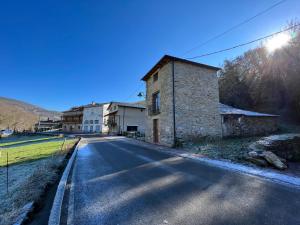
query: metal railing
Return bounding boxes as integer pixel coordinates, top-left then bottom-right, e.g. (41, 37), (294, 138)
(148, 105), (160, 116)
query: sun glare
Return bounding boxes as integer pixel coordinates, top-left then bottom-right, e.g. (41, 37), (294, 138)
(265, 33), (291, 52)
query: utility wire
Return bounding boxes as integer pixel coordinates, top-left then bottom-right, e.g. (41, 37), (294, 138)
(124, 83), (144, 102)
(182, 0), (288, 56)
(187, 23), (300, 59)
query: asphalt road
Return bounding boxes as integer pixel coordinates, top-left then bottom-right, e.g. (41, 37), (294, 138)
(67, 137), (300, 225)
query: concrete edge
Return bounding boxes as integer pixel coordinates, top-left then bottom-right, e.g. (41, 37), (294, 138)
(48, 138), (81, 225)
(13, 201), (34, 225)
(66, 155), (76, 225)
(120, 137), (300, 189)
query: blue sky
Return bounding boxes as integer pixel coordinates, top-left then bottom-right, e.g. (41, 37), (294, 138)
(0, 0), (299, 111)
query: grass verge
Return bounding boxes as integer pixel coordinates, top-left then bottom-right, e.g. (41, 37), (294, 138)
(0, 137), (79, 225)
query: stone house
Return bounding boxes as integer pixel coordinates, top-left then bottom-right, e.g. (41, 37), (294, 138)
(220, 103), (279, 137)
(104, 102), (146, 134)
(81, 102), (110, 133)
(142, 55), (222, 146)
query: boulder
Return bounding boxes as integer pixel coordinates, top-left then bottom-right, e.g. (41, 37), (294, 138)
(262, 151), (287, 170)
(249, 134), (300, 162)
(248, 150), (264, 158)
(246, 156), (268, 167)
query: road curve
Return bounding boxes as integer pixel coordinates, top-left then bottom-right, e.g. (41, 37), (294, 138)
(66, 137), (300, 225)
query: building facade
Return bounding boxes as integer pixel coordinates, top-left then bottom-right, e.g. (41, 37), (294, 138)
(81, 103), (106, 133)
(62, 106), (83, 133)
(220, 103), (279, 137)
(34, 118), (62, 132)
(142, 55), (222, 146)
(105, 102), (146, 134)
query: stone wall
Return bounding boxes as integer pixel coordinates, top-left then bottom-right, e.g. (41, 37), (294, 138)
(174, 61), (222, 141)
(145, 60), (222, 146)
(222, 115), (278, 137)
(145, 62), (175, 146)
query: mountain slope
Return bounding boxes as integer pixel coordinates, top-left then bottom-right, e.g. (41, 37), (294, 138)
(0, 97), (61, 131)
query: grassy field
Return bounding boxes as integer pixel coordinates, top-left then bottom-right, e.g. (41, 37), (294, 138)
(0, 135), (58, 147)
(0, 138), (77, 166)
(0, 136), (79, 225)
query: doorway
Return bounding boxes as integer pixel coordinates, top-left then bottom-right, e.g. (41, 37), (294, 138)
(153, 119), (159, 143)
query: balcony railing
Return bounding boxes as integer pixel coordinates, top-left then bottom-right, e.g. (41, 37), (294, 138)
(148, 105), (160, 116)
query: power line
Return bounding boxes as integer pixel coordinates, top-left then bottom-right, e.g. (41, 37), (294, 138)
(182, 0), (288, 56)
(124, 83), (144, 102)
(187, 23), (300, 60)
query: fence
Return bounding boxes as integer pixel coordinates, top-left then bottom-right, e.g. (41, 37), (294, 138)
(0, 137), (77, 194)
(0, 135), (79, 225)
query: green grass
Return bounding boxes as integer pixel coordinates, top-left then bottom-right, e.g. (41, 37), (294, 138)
(0, 135), (58, 147)
(0, 138), (78, 166)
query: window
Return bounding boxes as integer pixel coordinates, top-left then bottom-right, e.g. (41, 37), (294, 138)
(95, 120), (99, 124)
(78, 126), (81, 130)
(90, 120), (93, 124)
(95, 125), (100, 132)
(152, 91), (160, 114)
(84, 120), (88, 124)
(84, 126), (88, 131)
(90, 126), (93, 132)
(127, 126), (138, 132)
(153, 72), (158, 82)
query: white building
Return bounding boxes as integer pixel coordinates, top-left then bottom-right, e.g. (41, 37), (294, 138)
(82, 102), (109, 133)
(104, 102), (146, 134)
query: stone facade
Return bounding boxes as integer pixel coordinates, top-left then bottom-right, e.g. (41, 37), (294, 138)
(143, 55), (222, 146)
(221, 115), (278, 137)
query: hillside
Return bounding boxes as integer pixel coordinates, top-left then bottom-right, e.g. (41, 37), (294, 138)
(0, 97), (61, 131)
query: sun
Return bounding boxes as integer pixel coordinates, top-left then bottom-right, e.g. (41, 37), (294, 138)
(265, 33), (291, 52)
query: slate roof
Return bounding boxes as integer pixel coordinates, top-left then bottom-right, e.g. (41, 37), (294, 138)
(219, 103), (279, 117)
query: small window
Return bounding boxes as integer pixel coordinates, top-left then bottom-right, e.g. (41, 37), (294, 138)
(90, 126), (93, 132)
(153, 72), (158, 82)
(127, 126), (138, 132)
(152, 91), (160, 114)
(95, 120), (99, 124)
(84, 120), (88, 124)
(90, 120), (93, 124)
(95, 125), (100, 132)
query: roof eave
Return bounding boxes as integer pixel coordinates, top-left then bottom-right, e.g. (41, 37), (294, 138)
(141, 55), (221, 81)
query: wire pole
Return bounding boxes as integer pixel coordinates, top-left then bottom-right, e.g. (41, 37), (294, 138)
(6, 152), (8, 194)
(61, 138), (66, 151)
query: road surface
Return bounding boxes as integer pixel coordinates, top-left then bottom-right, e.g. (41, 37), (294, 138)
(66, 137), (300, 225)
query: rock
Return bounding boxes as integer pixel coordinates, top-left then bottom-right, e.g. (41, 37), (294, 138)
(262, 151), (287, 170)
(253, 133), (300, 162)
(248, 150), (264, 158)
(246, 156), (268, 167)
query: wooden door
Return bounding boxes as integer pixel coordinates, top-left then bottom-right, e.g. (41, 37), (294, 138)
(153, 119), (159, 143)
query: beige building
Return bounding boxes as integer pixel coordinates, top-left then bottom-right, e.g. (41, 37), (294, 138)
(62, 106), (83, 133)
(142, 55), (222, 146)
(104, 102), (146, 134)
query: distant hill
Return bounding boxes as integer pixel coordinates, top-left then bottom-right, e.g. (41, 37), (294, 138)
(0, 97), (61, 131)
